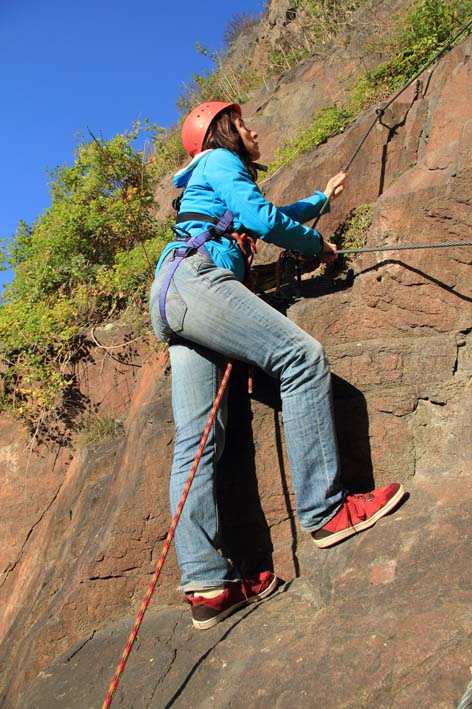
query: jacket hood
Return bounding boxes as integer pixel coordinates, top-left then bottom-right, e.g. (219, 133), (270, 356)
(173, 150), (213, 189)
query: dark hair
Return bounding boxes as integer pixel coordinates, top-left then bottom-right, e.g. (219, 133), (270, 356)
(202, 109), (257, 180)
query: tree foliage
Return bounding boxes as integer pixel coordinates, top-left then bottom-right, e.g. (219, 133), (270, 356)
(0, 126), (169, 429)
(1, 0), (470, 433)
(223, 12), (261, 50)
(358, 0), (472, 97)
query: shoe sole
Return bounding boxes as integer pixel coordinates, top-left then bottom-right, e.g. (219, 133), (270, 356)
(313, 484), (406, 549)
(192, 574), (278, 630)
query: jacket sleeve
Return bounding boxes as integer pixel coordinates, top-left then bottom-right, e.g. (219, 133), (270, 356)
(278, 191), (330, 223)
(202, 150), (325, 256)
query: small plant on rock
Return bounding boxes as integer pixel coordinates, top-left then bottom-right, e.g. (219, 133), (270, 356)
(331, 204), (374, 267)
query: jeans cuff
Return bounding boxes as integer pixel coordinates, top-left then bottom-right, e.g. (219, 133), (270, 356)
(300, 493), (346, 533)
(179, 578), (242, 593)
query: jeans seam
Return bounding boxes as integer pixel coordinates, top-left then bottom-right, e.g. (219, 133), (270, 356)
(158, 256), (343, 584)
(166, 277), (189, 334)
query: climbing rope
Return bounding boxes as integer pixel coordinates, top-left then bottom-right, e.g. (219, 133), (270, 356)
(102, 361), (233, 709)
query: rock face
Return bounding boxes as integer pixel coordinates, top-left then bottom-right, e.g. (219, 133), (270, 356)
(153, 0), (406, 222)
(1, 12), (472, 709)
(16, 474), (472, 708)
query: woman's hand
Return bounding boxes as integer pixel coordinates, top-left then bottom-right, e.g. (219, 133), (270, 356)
(319, 240), (338, 263)
(324, 171), (347, 200)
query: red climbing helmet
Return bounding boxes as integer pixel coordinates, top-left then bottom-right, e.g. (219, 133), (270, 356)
(181, 101), (242, 157)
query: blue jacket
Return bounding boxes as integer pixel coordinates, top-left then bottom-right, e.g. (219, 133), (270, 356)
(155, 148), (329, 282)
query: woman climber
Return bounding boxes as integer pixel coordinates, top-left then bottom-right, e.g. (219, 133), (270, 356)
(150, 101), (405, 630)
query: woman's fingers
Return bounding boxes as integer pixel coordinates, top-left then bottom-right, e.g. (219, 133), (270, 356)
(324, 171), (348, 198)
(319, 240), (338, 263)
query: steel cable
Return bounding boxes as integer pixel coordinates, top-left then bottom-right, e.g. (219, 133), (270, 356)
(457, 677), (472, 709)
(336, 239), (472, 255)
(313, 17), (472, 227)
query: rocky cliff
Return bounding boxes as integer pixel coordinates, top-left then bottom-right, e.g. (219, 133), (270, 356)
(1, 3), (471, 707)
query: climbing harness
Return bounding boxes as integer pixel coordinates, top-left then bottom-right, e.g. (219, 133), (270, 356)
(159, 208), (258, 328)
(158, 209), (234, 327)
(102, 361), (232, 709)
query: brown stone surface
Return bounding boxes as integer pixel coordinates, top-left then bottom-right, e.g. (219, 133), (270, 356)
(153, 0), (407, 223)
(1, 11), (472, 709)
(16, 473), (472, 709)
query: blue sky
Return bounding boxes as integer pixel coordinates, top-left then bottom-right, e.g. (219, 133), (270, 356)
(0, 0), (264, 291)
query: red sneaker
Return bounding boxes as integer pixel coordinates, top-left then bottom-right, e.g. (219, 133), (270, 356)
(312, 483), (405, 548)
(186, 571), (278, 630)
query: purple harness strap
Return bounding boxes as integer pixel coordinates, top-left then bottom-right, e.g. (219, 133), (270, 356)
(158, 209), (234, 328)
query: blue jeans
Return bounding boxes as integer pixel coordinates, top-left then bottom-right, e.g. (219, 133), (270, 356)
(150, 251), (344, 591)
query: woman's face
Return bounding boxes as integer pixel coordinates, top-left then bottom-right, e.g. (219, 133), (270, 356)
(233, 113), (261, 161)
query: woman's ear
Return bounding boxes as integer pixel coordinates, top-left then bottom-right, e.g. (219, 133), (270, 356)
(231, 111), (241, 126)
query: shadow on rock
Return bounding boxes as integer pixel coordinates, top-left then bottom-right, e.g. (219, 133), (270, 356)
(217, 356), (376, 582)
(217, 361), (274, 577)
(332, 373), (375, 494)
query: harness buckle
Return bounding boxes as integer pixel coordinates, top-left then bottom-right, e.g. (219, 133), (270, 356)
(171, 225), (191, 241)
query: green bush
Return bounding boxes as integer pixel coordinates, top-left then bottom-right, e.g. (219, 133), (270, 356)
(148, 124), (187, 180)
(2, 0), (470, 432)
(331, 204), (373, 267)
(356, 0), (472, 99)
(268, 0), (472, 174)
(269, 105), (354, 173)
(76, 411), (125, 445)
(0, 126), (168, 429)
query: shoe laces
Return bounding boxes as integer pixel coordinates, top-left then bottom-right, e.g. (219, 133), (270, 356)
(345, 491), (375, 521)
(241, 577), (257, 600)
(349, 492), (375, 503)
